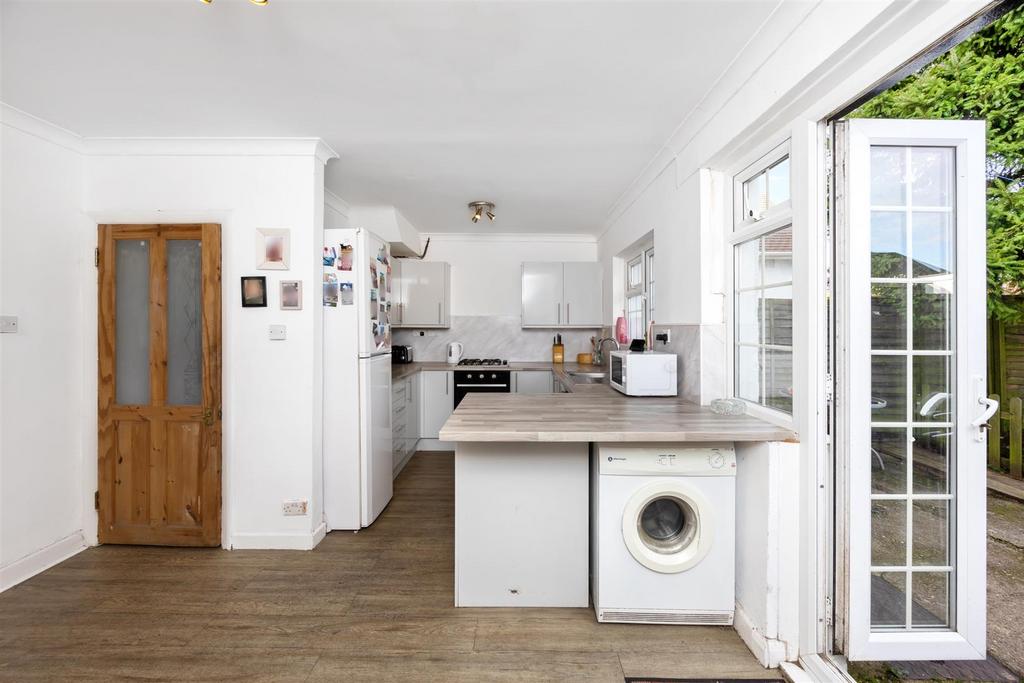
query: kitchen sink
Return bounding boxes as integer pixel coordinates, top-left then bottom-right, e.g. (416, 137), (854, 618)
(568, 371), (607, 384)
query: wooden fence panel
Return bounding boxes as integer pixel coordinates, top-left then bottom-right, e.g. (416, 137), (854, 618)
(1010, 397), (1023, 480)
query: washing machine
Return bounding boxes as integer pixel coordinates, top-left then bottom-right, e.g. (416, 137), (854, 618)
(591, 442), (736, 625)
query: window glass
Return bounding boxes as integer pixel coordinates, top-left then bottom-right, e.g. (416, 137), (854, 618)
(733, 226), (793, 414)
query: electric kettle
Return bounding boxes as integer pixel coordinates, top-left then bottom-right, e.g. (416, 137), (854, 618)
(446, 341), (464, 364)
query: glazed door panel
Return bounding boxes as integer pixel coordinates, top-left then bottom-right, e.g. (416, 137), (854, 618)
(98, 224), (222, 546)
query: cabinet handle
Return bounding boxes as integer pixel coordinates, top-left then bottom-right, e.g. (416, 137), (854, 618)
(566, 303), (570, 325)
(445, 373), (449, 395)
(437, 301), (441, 324)
(557, 302), (560, 324)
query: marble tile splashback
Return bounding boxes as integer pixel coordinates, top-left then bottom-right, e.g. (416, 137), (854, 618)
(394, 316), (602, 363)
(650, 324), (701, 404)
(395, 317), (720, 406)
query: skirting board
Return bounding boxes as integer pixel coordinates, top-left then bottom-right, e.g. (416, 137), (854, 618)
(734, 601), (789, 669)
(229, 522), (327, 551)
(0, 531), (87, 592)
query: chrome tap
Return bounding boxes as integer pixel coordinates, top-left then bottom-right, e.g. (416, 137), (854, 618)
(593, 337), (620, 366)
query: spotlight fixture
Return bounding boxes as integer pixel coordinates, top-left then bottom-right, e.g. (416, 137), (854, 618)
(468, 201), (496, 224)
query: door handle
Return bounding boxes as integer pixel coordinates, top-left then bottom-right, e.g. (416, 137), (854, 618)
(972, 376), (999, 442)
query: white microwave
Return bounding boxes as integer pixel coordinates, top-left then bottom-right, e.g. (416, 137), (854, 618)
(609, 351), (678, 397)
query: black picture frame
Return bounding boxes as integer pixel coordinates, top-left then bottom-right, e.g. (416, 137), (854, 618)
(241, 276), (268, 308)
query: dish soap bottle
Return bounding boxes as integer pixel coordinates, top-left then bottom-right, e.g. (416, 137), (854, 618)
(552, 334), (564, 364)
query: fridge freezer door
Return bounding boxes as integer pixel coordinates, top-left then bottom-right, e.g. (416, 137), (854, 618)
(359, 230), (392, 357)
(360, 353), (394, 526)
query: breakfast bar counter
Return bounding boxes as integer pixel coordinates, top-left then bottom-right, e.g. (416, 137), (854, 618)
(440, 381), (797, 608)
(439, 391), (798, 443)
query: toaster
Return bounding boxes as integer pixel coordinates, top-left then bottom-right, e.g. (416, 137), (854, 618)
(392, 345), (414, 364)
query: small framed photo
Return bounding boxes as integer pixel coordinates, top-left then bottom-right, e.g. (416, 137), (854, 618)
(280, 280), (302, 310)
(256, 228), (290, 270)
(241, 276), (268, 308)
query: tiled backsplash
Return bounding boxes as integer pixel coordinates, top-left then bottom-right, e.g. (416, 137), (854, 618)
(394, 316), (601, 363)
(394, 317), (725, 406)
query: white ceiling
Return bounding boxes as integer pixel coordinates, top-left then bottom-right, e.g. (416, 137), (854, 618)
(1, 1), (777, 234)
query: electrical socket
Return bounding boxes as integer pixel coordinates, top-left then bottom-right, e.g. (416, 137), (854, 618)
(282, 499), (308, 516)
(655, 330), (671, 345)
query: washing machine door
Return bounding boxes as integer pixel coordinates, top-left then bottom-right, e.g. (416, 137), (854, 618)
(621, 480), (713, 574)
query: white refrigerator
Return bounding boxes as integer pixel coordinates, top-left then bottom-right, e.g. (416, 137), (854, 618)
(323, 228), (394, 529)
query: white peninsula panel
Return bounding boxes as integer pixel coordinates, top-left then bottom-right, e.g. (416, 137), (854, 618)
(454, 442), (589, 607)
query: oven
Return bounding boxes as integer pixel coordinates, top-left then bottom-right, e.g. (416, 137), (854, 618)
(454, 369), (511, 407)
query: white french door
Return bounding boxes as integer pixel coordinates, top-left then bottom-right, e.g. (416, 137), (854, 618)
(838, 119), (994, 661)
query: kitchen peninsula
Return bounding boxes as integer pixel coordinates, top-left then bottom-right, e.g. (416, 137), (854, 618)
(438, 377), (798, 608)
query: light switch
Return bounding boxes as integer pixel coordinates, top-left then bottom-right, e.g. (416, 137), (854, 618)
(269, 324), (286, 341)
(0, 316), (18, 334)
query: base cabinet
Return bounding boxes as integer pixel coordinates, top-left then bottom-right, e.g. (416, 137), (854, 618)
(420, 370), (454, 439)
(392, 373), (420, 476)
(513, 371), (553, 394)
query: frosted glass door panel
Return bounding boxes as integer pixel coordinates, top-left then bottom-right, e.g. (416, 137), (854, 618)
(115, 239), (151, 405)
(167, 240), (203, 405)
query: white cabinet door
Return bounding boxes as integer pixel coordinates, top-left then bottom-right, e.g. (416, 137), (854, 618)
(522, 262), (564, 327)
(514, 371), (552, 394)
(562, 262), (602, 327)
(419, 370), (454, 438)
(391, 259), (404, 326)
(405, 372), (420, 443)
(399, 260), (449, 327)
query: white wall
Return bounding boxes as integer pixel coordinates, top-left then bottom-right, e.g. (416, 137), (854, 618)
(419, 233), (597, 317)
(0, 107), (91, 588)
(83, 141), (333, 550)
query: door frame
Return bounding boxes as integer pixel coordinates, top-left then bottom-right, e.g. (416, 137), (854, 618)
(97, 223), (223, 546)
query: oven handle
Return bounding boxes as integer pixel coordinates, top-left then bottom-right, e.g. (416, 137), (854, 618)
(455, 384), (510, 388)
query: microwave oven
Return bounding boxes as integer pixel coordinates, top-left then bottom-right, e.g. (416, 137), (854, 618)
(609, 351), (677, 397)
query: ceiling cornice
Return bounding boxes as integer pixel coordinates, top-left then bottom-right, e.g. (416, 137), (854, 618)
(1, 102), (86, 154)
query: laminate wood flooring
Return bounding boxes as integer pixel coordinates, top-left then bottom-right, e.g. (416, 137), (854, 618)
(0, 453), (780, 682)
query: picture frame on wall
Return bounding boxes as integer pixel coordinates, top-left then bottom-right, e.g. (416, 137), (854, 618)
(280, 280), (302, 310)
(241, 276), (268, 308)
(256, 228), (290, 270)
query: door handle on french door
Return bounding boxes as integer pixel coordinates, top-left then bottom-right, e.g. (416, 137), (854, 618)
(972, 376), (999, 442)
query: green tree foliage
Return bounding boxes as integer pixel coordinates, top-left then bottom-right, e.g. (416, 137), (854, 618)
(852, 5), (1024, 322)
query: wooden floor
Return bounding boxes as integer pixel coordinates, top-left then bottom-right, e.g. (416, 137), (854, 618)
(0, 453), (779, 682)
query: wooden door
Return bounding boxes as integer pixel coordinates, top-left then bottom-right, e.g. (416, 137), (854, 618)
(98, 224), (222, 546)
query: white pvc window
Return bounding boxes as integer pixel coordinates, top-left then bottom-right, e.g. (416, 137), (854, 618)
(625, 246), (654, 341)
(731, 143), (793, 415)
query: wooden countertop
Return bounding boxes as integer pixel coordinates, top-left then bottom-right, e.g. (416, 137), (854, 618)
(439, 392), (798, 443)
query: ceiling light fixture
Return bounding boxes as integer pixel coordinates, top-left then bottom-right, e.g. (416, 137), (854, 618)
(468, 201), (496, 224)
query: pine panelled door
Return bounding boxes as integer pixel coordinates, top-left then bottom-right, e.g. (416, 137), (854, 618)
(97, 224), (222, 546)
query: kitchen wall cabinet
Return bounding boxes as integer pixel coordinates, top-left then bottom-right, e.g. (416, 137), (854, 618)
(393, 259), (450, 328)
(419, 370), (454, 439)
(392, 372), (420, 477)
(513, 370), (553, 394)
(521, 262), (601, 328)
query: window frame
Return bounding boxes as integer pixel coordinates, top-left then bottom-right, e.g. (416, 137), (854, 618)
(624, 245), (654, 342)
(727, 141), (795, 424)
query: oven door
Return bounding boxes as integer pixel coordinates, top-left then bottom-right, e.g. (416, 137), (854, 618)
(454, 373), (511, 407)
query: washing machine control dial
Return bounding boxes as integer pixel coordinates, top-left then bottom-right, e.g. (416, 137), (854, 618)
(709, 451), (725, 469)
